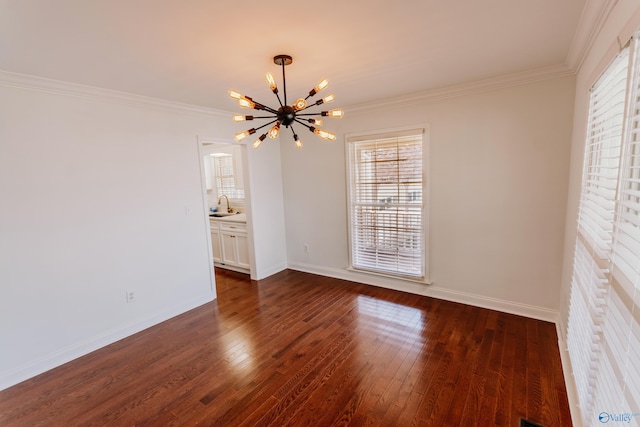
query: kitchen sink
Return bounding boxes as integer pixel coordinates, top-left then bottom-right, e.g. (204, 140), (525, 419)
(210, 212), (238, 217)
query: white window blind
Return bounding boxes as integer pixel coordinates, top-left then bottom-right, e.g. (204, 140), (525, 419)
(567, 42), (629, 425)
(346, 129), (427, 279)
(567, 33), (640, 425)
(605, 33), (640, 416)
(213, 155), (244, 200)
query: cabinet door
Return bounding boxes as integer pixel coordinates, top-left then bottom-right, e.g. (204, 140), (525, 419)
(221, 232), (238, 265)
(235, 234), (250, 269)
(211, 229), (221, 263)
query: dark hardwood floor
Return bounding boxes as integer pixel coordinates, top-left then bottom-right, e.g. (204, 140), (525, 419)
(0, 269), (572, 426)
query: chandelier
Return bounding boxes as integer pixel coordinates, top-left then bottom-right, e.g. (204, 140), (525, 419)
(228, 54), (344, 149)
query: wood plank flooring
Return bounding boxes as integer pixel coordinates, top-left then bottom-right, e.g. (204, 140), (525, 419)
(0, 269), (572, 426)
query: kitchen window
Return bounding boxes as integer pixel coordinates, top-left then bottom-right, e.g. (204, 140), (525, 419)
(212, 153), (244, 200)
(346, 127), (428, 280)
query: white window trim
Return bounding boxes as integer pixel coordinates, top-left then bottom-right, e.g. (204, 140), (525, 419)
(345, 124), (430, 284)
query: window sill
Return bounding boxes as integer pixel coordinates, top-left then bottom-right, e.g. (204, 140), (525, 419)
(347, 266), (432, 286)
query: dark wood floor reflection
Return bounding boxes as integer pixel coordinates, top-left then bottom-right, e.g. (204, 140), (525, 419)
(0, 269), (572, 426)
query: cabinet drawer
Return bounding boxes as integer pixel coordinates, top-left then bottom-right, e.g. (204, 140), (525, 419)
(209, 220), (220, 230)
(220, 222), (247, 233)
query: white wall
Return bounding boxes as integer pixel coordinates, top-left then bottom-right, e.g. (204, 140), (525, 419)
(0, 73), (286, 390)
(282, 75), (575, 319)
(244, 140), (288, 280)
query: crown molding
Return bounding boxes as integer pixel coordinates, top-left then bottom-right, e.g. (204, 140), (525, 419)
(0, 61), (575, 120)
(345, 63), (574, 115)
(0, 69), (229, 118)
(566, 0), (619, 73)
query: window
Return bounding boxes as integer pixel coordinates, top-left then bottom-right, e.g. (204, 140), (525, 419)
(605, 35), (640, 418)
(567, 33), (640, 425)
(346, 128), (427, 280)
(212, 154), (244, 200)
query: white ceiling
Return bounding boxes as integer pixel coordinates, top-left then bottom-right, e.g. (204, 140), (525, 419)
(0, 0), (587, 111)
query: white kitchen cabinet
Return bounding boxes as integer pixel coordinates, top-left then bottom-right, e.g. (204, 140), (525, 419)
(235, 233), (250, 267)
(210, 218), (249, 273)
(209, 220), (221, 263)
(220, 222), (250, 270)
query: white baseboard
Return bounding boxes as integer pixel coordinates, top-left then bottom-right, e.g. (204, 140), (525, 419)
(0, 292), (215, 392)
(287, 261), (559, 323)
(252, 262), (288, 281)
(556, 322), (583, 427)
(214, 263), (250, 275)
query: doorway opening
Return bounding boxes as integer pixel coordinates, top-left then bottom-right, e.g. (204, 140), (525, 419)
(198, 139), (252, 279)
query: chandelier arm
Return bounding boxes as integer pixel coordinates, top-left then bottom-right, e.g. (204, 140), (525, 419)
(288, 123), (302, 143)
(273, 91), (284, 109)
(293, 103), (323, 113)
(294, 112), (323, 117)
(244, 97), (279, 115)
(253, 119), (279, 132)
(257, 104), (279, 115)
(293, 118), (313, 130)
(249, 115), (278, 119)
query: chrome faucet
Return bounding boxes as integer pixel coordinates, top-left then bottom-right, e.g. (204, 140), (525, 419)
(218, 194), (232, 213)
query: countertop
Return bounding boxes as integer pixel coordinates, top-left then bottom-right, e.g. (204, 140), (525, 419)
(209, 213), (246, 223)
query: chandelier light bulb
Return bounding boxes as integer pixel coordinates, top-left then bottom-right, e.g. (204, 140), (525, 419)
(228, 89), (243, 100)
(268, 122), (280, 139)
(266, 73), (278, 92)
(313, 128), (336, 141)
(294, 98), (307, 111)
(315, 79), (329, 92)
(315, 94), (335, 105)
(308, 118), (323, 126)
(253, 133), (267, 149)
(235, 128), (255, 142)
(308, 79), (329, 97)
(233, 114), (249, 122)
(238, 98), (255, 109)
(315, 79), (329, 93)
(323, 109), (344, 118)
(322, 94), (335, 104)
(294, 135), (303, 148)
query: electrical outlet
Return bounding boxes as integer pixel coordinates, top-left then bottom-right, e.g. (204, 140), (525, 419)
(126, 289), (136, 303)
(304, 244), (310, 253)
